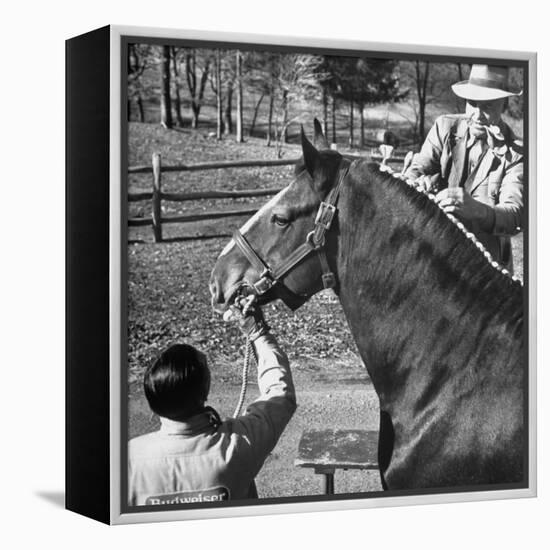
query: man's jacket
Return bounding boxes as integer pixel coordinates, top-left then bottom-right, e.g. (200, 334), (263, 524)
(128, 334), (296, 506)
(406, 114), (524, 269)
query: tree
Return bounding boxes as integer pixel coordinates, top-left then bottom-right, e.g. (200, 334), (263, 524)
(171, 47), (185, 127)
(353, 59), (406, 147)
(185, 49), (211, 128)
(506, 67), (524, 122)
(398, 61), (461, 144)
(224, 79), (234, 135)
(160, 45), (173, 129)
(214, 49), (223, 139)
(235, 50), (244, 143)
(271, 53), (323, 156)
(315, 56), (340, 144)
(318, 56), (404, 148)
(127, 43), (151, 122)
(242, 51), (273, 138)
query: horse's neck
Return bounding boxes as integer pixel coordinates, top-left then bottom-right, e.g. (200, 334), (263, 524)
(334, 177), (520, 404)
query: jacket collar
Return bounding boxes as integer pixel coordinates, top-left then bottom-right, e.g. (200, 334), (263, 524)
(160, 406), (222, 436)
(450, 118), (513, 194)
(458, 118), (510, 158)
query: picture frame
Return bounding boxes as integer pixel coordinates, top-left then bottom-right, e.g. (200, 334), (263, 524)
(66, 24), (537, 525)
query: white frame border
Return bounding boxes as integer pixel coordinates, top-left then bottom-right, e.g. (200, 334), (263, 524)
(109, 24), (537, 525)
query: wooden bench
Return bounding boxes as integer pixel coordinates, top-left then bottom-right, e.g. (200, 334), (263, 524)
(294, 429), (379, 495)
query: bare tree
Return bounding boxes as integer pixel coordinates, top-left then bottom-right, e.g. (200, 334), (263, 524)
(214, 49), (223, 139)
(397, 61), (459, 144)
(160, 45), (173, 129)
(127, 44), (150, 122)
(236, 50), (244, 143)
(185, 49), (211, 128)
(249, 91), (265, 138)
(171, 47), (185, 127)
(414, 61), (430, 142)
(271, 53), (323, 157)
(266, 80), (275, 146)
(224, 79), (234, 135)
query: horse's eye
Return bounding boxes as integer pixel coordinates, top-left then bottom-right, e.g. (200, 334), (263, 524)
(271, 214), (290, 227)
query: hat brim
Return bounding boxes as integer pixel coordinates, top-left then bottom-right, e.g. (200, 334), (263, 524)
(452, 81), (522, 101)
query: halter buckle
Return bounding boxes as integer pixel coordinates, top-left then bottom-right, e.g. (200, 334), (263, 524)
(315, 202), (336, 230)
(306, 230), (324, 249)
(253, 276), (274, 295)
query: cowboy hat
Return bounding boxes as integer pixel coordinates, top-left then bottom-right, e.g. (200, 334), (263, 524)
(452, 64), (522, 101)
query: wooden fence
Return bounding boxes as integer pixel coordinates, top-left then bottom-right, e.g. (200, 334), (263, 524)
(127, 151), (406, 242)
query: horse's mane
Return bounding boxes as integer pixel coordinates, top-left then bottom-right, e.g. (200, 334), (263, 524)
(344, 160), (523, 319)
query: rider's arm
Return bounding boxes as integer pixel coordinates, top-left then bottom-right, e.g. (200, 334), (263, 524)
(226, 332), (296, 469)
(405, 116), (447, 180)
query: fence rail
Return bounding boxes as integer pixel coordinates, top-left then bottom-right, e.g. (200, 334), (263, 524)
(128, 151), (407, 242)
(128, 157), (298, 175)
(128, 187), (284, 203)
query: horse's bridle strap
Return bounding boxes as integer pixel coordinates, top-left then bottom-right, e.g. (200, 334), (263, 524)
(232, 159), (351, 296)
(232, 230), (272, 277)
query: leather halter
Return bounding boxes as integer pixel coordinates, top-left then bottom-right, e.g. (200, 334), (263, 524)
(232, 159), (351, 299)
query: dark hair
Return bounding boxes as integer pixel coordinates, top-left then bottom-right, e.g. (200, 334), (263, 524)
(144, 344), (211, 420)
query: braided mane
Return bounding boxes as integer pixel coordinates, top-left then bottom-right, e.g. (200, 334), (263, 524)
(366, 161), (523, 288)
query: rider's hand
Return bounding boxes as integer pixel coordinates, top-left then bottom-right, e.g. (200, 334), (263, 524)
(435, 187), (491, 228)
(413, 174), (441, 193)
(226, 298), (269, 341)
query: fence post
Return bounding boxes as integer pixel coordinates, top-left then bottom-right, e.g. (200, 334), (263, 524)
(152, 153), (163, 242)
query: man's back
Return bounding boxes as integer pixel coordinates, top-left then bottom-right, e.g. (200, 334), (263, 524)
(128, 333), (296, 505)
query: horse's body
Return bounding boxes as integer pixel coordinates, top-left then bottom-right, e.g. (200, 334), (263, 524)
(209, 122), (525, 490)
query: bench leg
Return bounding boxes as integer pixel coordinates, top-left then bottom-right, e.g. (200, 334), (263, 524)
(322, 472), (335, 495)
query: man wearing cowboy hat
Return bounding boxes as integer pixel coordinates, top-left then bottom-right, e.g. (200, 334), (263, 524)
(405, 64), (523, 271)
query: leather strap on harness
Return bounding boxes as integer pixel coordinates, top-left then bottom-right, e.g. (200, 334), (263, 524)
(232, 159), (351, 296)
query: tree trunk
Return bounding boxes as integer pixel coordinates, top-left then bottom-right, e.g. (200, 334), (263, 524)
(191, 105), (200, 129)
(331, 95), (337, 145)
(348, 99), (354, 148)
(415, 61), (430, 143)
(249, 92), (265, 137)
(196, 58), (210, 129)
(236, 51), (244, 143)
(160, 45), (173, 129)
(224, 81), (233, 135)
(215, 50), (223, 139)
(137, 94), (145, 123)
(359, 103), (365, 148)
(282, 89), (289, 144)
(455, 63), (465, 113)
(185, 50), (210, 129)
(266, 89), (274, 146)
(171, 47), (184, 127)
(322, 86), (328, 136)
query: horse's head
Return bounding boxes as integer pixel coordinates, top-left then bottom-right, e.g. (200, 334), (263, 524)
(209, 119), (347, 314)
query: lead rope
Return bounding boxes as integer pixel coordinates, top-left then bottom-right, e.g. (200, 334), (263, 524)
(232, 336), (254, 418)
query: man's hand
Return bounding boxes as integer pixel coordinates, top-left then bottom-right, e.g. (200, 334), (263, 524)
(412, 173), (441, 193)
(224, 298), (269, 341)
(435, 187), (489, 224)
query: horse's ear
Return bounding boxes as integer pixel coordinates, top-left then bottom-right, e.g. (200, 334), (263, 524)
(313, 118), (329, 149)
(301, 125), (321, 179)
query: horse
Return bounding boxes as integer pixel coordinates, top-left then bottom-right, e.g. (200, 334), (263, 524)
(209, 120), (525, 491)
